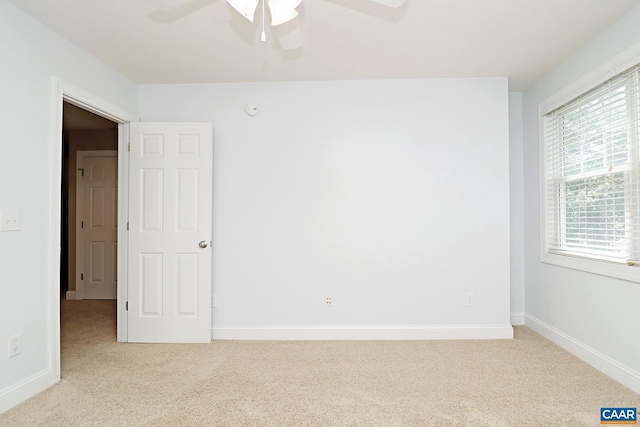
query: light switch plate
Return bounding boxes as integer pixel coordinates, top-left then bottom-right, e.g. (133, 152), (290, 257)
(0, 211), (20, 232)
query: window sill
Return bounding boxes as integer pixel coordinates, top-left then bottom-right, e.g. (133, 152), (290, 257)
(541, 252), (640, 284)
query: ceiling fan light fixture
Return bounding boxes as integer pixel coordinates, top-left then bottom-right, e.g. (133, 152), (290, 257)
(227, 0), (260, 22)
(268, 0), (301, 26)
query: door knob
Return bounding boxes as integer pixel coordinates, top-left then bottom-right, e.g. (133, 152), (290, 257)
(199, 240), (208, 249)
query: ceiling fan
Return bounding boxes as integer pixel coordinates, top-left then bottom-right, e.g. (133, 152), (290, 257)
(227, 0), (407, 27)
(149, 0), (408, 49)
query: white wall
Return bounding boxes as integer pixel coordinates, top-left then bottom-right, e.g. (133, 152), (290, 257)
(0, 0), (137, 412)
(522, 5), (640, 393)
(509, 92), (525, 325)
(138, 77), (512, 339)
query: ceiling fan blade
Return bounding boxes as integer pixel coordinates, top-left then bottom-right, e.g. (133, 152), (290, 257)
(367, 0), (406, 7)
(227, 0), (260, 22)
(267, 0), (302, 26)
(148, 0), (216, 24)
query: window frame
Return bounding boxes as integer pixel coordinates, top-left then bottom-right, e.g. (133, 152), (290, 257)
(538, 49), (640, 284)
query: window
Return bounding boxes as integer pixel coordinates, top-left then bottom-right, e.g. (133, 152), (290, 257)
(543, 63), (640, 272)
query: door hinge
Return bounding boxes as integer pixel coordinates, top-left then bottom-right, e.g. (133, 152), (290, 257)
(126, 301), (129, 311)
(126, 221), (129, 231)
(80, 273), (84, 280)
(128, 142), (131, 152)
(81, 221), (84, 229)
(78, 168), (84, 177)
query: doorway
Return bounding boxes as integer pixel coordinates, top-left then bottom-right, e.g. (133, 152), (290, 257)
(61, 102), (118, 301)
(50, 79), (139, 385)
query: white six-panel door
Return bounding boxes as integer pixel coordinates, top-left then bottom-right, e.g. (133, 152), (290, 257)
(77, 151), (118, 300)
(127, 122), (213, 343)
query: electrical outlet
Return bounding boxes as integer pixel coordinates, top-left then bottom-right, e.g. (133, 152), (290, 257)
(465, 292), (474, 307)
(325, 294), (333, 307)
(0, 211), (20, 232)
(8, 335), (21, 358)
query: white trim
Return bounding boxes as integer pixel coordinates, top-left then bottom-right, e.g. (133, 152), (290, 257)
(75, 150), (118, 301)
(510, 312), (525, 325)
(49, 80), (63, 385)
(65, 290), (78, 300)
(540, 40), (640, 115)
(49, 77), (138, 393)
(211, 324), (514, 341)
(117, 124), (130, 343)
(542, 252), (640, 283)
(525, 314), (640, 394)
(60, 82), (137, 125)
(0, 369), (54, 414)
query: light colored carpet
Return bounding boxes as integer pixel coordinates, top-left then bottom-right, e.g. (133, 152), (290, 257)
(1, 299), (639, 426)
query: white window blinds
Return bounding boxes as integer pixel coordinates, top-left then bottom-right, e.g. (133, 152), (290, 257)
(544, 63), (640, 265)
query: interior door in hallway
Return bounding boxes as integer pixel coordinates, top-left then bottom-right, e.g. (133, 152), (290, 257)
(78, 151), (118, 300)
(127, 122), (213, 343)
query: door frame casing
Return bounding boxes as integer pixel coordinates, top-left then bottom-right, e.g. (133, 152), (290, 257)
(51, 77), (138, 381)
(75, 150), (118, 301)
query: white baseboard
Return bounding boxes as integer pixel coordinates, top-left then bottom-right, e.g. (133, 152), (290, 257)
(65, 290), (78, 300)
(525, 314), (640, 394)
(0, 369), (55, 415)
(212, 324), (514, 341)
(510, 312), (525, 325)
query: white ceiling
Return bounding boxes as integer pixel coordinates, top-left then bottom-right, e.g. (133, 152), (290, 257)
(9, 0), (640, 90)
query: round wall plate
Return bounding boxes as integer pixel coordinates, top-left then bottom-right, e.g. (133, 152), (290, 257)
(245, 102), (259, 116)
